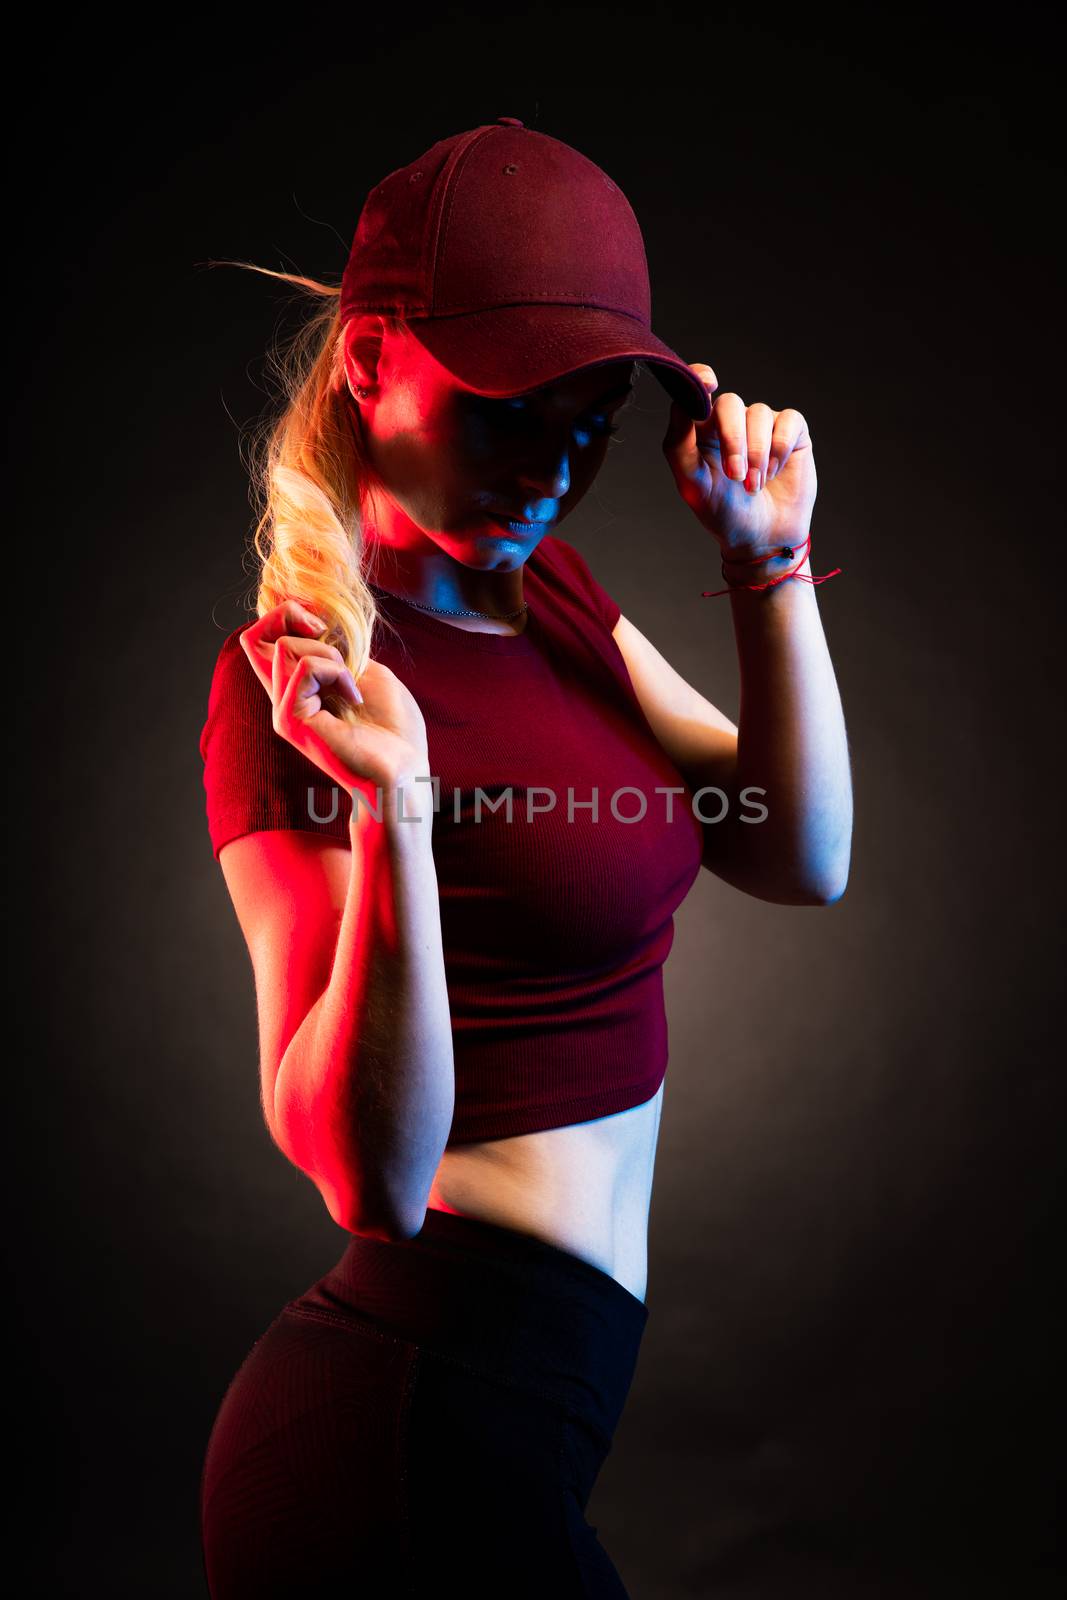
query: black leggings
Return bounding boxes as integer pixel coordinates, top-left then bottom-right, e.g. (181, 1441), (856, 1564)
(200, 1207), (650, 1597)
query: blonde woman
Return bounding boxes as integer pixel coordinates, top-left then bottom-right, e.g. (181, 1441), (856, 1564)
(198, 118), (852, 1598)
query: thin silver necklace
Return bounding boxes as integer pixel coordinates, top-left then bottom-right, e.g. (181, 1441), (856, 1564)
(368, 580), (528, 621)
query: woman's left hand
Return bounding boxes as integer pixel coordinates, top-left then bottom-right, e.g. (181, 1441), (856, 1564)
(662, 363), (818, 557)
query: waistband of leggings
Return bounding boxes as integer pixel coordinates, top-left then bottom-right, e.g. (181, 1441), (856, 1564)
(288, 1206), (649, 1439)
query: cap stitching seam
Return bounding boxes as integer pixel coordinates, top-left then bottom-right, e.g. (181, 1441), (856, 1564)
(432, 126), (500, 316)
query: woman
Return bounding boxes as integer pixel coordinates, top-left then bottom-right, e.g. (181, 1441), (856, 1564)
(198, 119), (852, 1597)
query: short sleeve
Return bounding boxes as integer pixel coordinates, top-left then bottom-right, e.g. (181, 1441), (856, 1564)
(198, 627), (353, 862)
(534, 536), (622, 631)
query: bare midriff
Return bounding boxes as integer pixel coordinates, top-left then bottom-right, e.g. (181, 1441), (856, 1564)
(425, 1082), (664, 1303)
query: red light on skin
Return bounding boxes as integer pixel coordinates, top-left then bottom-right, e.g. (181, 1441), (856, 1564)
(341, 318), (632, 581)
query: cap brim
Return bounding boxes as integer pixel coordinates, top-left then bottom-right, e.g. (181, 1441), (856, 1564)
(403, 304), (713, 421)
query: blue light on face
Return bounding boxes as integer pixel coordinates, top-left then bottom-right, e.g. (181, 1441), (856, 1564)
(498, 394), (625, 440)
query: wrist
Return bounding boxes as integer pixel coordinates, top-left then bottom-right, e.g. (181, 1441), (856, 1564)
(722, 537), (806, 588)
(721, 547), (812, 578)
(719, 534), (808, 567)
(702, 530), (840, 600)
(725, 552), (813, 599)
(349, 773), (437, 836)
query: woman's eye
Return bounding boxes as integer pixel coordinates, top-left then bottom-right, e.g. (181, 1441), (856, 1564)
(489, 402), (620, 439)
(577, 415), (621, 438)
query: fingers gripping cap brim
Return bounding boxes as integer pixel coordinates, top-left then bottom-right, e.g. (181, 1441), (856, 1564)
(400, 304), (713, 421)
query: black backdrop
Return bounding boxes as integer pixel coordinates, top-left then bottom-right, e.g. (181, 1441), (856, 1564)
(13, 9), (1060, 1596)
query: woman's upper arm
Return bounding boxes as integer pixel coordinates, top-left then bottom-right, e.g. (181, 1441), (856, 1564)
(611, 612), (738, 793)
(218, 829), (353, 1141)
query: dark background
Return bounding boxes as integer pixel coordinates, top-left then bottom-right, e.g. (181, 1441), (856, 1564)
(14, 8), (1060, 1596)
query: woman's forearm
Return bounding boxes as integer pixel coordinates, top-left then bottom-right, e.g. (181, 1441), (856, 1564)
(717, 553), (853, 903)
(272, 784), (454, 1240)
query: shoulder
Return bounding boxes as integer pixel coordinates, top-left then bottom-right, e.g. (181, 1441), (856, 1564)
(203, 620), (263, 706)
(201, 623), (253, 702)
(198, 623), (265, 761)
(209, 622), (252, 676)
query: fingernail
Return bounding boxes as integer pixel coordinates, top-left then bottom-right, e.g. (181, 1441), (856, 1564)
(767, 457), (778, 482)
(346, 672), (364, 704)
(728, 454), (747, 481)
(745, 467), (761, 494)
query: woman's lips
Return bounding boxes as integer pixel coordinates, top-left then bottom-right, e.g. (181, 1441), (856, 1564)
(485, 512), (554, 529)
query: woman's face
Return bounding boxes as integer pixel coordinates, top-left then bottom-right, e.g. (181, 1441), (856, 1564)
(345, 319), (636, 576)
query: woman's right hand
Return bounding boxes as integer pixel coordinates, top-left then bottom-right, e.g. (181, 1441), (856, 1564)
(240, 600), (431, 807)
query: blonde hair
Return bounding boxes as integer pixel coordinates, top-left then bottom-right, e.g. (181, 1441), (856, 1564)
(209, 258), (404, 724)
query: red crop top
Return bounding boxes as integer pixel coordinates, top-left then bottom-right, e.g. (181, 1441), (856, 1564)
(199, 534), (704, 1145)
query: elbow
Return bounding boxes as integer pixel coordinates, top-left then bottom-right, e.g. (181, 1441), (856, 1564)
(272, 1103), (434, 1242)
(341, 1167), (430, 1241)
(758, 855), (851, 906)
(343, 1198), (428, 1243)
(294, 1162), (424, 1243)
(806, 882), (848, 907)
(800, 857), (851, 906)
(788, 835), (852, 906)
(384, 1208), (429, 1242)
(707, 820), (852, 906)
(343, 1108), (454, 1241)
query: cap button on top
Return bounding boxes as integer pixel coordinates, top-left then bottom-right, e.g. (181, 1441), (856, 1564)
(495, 117), (524, 128)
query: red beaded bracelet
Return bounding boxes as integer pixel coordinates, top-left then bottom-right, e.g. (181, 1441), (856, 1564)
(702, 532), (842, 597)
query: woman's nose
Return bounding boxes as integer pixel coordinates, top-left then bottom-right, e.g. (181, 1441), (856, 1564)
(517, 445), (571, 501)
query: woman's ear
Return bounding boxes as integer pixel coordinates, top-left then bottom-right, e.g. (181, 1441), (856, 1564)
(341, 313), (388, 402)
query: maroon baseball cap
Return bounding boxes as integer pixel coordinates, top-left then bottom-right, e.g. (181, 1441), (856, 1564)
(339, 117), (712, 422)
